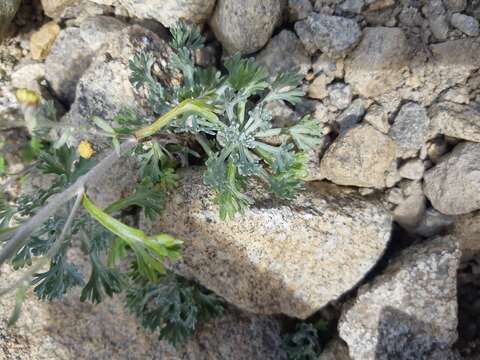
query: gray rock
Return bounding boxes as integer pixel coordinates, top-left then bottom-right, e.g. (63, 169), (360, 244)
(398, 158), (424, 180)
(320, 124), (397, 188)
(450, 13), (479, 36)
(294, 13), (361, 57)
(389, 102), (430, 151)
(210, 0), (284, 55)
(90, 0), (216, 27)
(415, 208), (454, 238)
(141, 168), (392, 319)
(339, 236), (461, 360)
(429, 101), (480, 142)
(450, 211), (480, 260)
(0, 259), (285, 360)
(0, 0), (21, 41)
(393, 193), (426, 231)
(364, 103), (390, 133)
(344, 27), (409, 98)
(422, 0), (450, 41)
(327, 83), (352, 110)
(424, 142), (480, 215)
(45, 16), (126, 103)
(336, 97), (364, 131)
(255, 30), (311, 78)
(339, 0), (365, 13)
(444, 0), (467, 12)
(287, 0), (313, 21)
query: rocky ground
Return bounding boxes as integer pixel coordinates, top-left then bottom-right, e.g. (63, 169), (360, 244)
(1, 0), (480, 359)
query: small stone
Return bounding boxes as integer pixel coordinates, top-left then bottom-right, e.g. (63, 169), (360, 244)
(141, 169), (393, 319)
(398, 158), (425, 180)
(312, 54), (344, 78)
(320, 124), (397, 188)
(327, 83), (352, 110)
(264, 101), (298, 128)
(386, 187), (404, 205)
(426, 138), (448, 163)
(429, 102), (480, 143)
(287, 0), (313, 21)
(339, 236), (461, 360)
(308, 74), (330, 99)
(30, 21), (61, 60)
(344, 27), (409, 98)
(422, 0), (450, 41)
(444, 0), (467, 12)
(336, 98), (364, 131)
(393, 193), (426, 231)
(339, 0), (365, 13)
(389, 102), (430, 151)
(364, 103), (390, 133)
(415, 208), (454, 238)
(11, 63), (45, 94)
(210, 0), (284, 55)
(424, 142), (480, 215)
(256, 30), (311, 78)
(450, 13), (479, 36)
(41, 0), (75, 18)
(294, 13), (361, 57)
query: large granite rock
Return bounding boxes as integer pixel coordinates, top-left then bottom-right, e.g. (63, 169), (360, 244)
(0, 264), (285, 360)
(345, 27), (409, 98)
(429, 101), (480, 143)
(294, 13), (361, 58)
(319, 124), (397, 188)
(141, 168), (393, 319)
(89, 0), (216, 27)
(210, 0), (284, 55)
(424, 142), (480, 215)
(339, 236), (461, 360)
(45, 16), (127, 103)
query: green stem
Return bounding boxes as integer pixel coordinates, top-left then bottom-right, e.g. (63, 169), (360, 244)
(134, 99), (219, 140)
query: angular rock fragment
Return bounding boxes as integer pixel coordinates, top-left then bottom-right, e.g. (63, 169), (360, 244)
(389, 102), (430, 152)
(339, 236), (461, 360)
(141, 168), (392, 319)
(424, 142), (480, 215)
(320, 124), (397, 188)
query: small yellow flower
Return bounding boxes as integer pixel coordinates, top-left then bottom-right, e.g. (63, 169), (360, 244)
(78, 140), (95, 159)
(15, 89), (40, 106)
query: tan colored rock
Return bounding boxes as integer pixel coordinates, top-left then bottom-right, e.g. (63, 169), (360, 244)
(339, 236), (461, 360)
(429, 101), (480, 142)
(141, 168), (392, 319)
(320, 124), (397, 188)
(345, 27), (409, 98)
(41, 0), (76, 18)
(30, 21), (61, 60)
(0, 266), (285, 359)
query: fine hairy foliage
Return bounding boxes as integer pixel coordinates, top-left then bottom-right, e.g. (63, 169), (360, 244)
(282, 323), (324, 360)
(0, 21), (324, 346)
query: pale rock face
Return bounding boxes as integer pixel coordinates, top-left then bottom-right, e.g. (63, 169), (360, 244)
(389, 102), (430, 152)
(339, 236), (461, 360)
(89, 0), (216, 27)
(0, 261), (285, 360)
(424, 142), (480, 215)
(429, 101), (480, 143)
(210, 0), (284, 55)
(255, 30), (311, 78)
(141, 168), (392, 319)
(344, 27), (409, 98)
(294, 13), (361, 57)
(45, 16), (126, 103)
(320, 124), (397, 188)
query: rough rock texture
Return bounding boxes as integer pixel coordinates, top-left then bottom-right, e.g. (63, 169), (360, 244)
(287, 0), (313, 22)
(294, 13), (361, 57)
(41, 0), (76, 18)
(210, 0), (284, 55)
(30, 21), (61, 60)
(0, 265), (286, 359)
(0, 0), (21, 41)
(415, 208), (453, 238)
(255, 30), (311, 78)
(320, 124), (397, 188)
(364, 103), (390, 133)
(450, 211), (480, 260)
(345, 27), (409, 98)
(422, 0), (449, 41)
(89, 0), (216, 27)
(339, 236), (461, 360)
(141, 168), (392, 319)
(450, 13), (479, 37)
(389, 102), (430, 151)
(424, 142), (480, 215)
(45, 16), (126, 103)
(429, 102), (480, 142)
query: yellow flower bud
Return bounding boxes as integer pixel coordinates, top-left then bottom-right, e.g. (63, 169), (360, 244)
(15, 89), (40, 106)
(78, 140), (95, 159)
